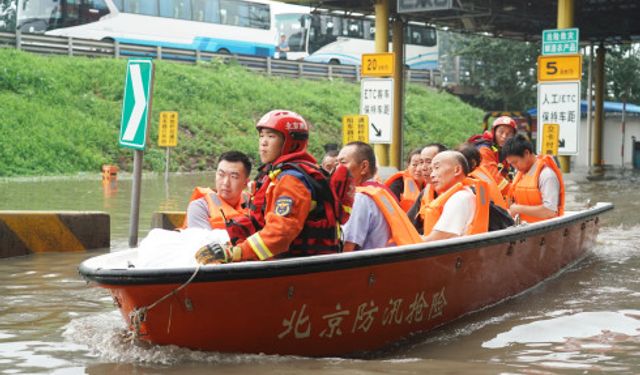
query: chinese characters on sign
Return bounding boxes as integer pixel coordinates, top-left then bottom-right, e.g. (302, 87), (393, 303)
(342, 115), (369, 145)
(537, 82), (580, 155)
(277, 288), (448, 340)
(158, 111), (179, 147)
(542, 28), (579, 55)
(537, 55), (582, 82)
(541, 123), (560, 156)
(360, 78), (394, 144)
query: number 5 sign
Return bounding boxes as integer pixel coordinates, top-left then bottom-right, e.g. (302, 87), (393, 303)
(537, 54), (582, 82)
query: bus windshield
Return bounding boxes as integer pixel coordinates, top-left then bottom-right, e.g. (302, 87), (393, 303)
(16, 0), (110, 33)
(275, 13), (309, 53)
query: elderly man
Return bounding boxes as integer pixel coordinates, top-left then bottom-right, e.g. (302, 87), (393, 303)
(422, 150), (489, 242)
(338, 142), (421, 251)
(183, 150), (251, 230)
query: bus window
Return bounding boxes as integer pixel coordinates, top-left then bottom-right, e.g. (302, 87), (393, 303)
(406, 25), (437, 47)
(192, 0), (219, 23)
(79, 0), (110, 23)
(276, 14), (309, 52)
(158, 0), (191, 20)
(248, 3), (269, 29)
(124, 0), (157, 16)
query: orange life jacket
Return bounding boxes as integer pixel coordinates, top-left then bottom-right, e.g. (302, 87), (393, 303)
(357, 185), (422, 246)
(384, 170), (422, 212)
(181, 187), (249, 229)
(509, 155), (565, 223)
(250, 153), (340, 257)
(421, 178), (490, 236)
(470, 165), (508, 209)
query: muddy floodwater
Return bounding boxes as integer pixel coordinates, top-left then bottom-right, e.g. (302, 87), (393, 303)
(1, 170), (639, 374)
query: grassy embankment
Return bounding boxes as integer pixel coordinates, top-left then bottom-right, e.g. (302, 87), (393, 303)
(0, 48), (484, 177)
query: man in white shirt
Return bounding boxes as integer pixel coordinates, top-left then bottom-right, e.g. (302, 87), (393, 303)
(422, 151), (476, 242)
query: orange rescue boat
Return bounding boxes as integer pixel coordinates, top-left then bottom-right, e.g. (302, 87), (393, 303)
(78, 202), (613, 357)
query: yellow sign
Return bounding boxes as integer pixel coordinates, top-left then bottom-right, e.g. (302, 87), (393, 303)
(342, 115), (369, 145)
(158, 111), (179, 147)
(361, 53), (395, 77)
(537, 54), (582, 82)
(541, 123), (560, 156)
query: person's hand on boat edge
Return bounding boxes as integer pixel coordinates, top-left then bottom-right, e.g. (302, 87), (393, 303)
(195, 242), (242, 265)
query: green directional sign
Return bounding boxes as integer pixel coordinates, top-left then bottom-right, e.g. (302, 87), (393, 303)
(542, 28), (579, 55)
(119, 58), (154, 150)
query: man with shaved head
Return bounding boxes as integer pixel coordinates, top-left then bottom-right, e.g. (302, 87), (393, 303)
(421, 150), (489, 242)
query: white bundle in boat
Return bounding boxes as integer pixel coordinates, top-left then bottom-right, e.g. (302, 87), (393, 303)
(135, 228), (230, 268)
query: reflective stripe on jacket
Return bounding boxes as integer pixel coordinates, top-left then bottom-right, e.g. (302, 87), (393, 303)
(384, 170), (422, 212)
(509, 155), (565, 223)
(470, 165), (508, 209)
(357, 185), (422, 246)
(421, 178), (490, 236)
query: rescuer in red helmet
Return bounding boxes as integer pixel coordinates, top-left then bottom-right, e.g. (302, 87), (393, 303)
(195, 110), (343, 264)
(474, 116), (517, 196)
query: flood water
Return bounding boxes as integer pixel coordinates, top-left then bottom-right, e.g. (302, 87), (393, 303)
(1, 169), (640, 374)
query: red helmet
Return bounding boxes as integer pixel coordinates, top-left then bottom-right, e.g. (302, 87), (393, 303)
(491, 116), (517, 132)
(256, 110), (309, 154)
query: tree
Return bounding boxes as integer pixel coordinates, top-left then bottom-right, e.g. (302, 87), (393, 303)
(605, 44), (640, 104)
(441, 32), (540, 111)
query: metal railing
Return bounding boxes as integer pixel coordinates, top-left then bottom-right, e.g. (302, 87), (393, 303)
(0, 31), (442, 87)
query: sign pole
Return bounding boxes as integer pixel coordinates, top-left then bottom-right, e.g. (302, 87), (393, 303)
(129, 149), (143, 247)
(119, 58), (154, 248)
(164, 147), (170, 183)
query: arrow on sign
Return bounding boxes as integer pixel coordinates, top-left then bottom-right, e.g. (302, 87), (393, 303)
(371, 122), (382, 137)
(122, 64), (147, 141)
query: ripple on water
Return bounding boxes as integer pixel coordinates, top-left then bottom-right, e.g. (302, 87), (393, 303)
(62, 312), (305, 366)
(483, 310), (640, 348)
(482, 311), (640, 372)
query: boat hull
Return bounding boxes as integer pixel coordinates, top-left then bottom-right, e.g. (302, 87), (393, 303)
(79, 203), (612, 356)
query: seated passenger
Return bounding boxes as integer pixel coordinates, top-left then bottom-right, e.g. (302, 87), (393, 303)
(195, 110), (339, 264)
(384, 148), (424, 212)
(338, 142), (421, 251)
(320, 149), (339, 174)
(422, 151), (490, 242)
(503, 134), (565, 223)
(472, 116), (517, 196)
(457, 143), (508, 209)
(407, 143), (447, 233)
(183, 151), (251, 230)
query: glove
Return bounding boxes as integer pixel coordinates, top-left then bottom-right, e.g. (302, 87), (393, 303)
(194, 242), (241, 265)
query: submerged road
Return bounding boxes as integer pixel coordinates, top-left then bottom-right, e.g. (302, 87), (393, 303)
(0, 170), (639, 374)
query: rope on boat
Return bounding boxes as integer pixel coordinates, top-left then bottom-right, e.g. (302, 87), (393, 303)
(128, 264), (201, 340)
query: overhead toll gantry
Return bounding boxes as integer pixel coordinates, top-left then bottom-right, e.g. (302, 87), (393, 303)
(283, 0), (640, 171)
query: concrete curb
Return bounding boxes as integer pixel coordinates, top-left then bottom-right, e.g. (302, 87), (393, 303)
(0, 211), (110, 258)
(151, 211), (186, 230)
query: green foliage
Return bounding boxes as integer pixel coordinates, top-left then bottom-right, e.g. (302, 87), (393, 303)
(447, 32), (540, 111)
(0, 49), (483, 176)
(604, 45), (640, 104)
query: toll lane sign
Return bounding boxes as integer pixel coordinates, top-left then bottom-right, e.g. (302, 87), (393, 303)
(360, 78), (394, 144)
(537, 81), (580, 155)
(538, 54), (582, 82)
(158, 111), (179, 147)
(361, 53), (395, 77)
(342, 115), (369, 145)
(541, 123), (560, 156)
(119, 58), (154, 150)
